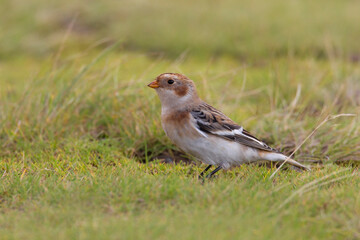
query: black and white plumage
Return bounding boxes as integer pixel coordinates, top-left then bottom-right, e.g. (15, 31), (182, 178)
(190, 103), (279, 153)
(148, 73), (310, 178)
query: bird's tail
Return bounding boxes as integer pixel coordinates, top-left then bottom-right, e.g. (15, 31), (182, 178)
(265, 153), (311, 171)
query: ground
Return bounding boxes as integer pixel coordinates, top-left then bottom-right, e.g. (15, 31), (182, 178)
(0, 0), (360, 239)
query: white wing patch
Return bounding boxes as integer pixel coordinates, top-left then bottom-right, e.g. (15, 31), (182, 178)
(239, 133), (267, 147)
(195, 126), (208, 138)
(212, 127), (243, 136)
(190, 115), (208, 138)
(212, 127), (268, 147)
(233, 127), (244, 134)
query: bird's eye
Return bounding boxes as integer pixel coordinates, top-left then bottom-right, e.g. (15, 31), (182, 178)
(168, 79), (174, 84)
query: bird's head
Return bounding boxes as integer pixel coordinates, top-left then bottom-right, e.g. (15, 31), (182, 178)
(148, 73), (199, 111)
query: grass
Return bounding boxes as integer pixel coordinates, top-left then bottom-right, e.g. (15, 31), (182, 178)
(1, 0), (360, 239)
(1, 153), (358, 239)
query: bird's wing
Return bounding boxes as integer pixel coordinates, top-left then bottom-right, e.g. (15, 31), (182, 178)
(190, 103), (279, 153)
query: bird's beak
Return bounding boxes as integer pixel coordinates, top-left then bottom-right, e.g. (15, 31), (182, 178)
(147, 80), (159, 88)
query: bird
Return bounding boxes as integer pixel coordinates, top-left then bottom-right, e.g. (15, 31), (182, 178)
(148, 73), (310, 179)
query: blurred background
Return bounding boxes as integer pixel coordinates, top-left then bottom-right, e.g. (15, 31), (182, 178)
(1, 0), (360, 60)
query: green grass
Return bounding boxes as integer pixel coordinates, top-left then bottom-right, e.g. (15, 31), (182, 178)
(1, 0), (360, 239)
(1, 149), (359, 239)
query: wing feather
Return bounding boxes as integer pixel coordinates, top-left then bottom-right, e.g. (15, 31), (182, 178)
(190, 103), (279, 153)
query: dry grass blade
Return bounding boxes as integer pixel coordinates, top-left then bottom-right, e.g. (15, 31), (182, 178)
(52, 14), (78, 70)
(270, 113), (357, 179)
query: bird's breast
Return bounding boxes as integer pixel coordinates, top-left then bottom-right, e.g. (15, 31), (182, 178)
(161, 111), (204, 147)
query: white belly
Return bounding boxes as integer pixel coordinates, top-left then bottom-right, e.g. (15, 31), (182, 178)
(161, 110), (265, 169)
(164, 127), (260, 169)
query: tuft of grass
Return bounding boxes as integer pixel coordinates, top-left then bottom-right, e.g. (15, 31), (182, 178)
(1, 49), (358, 164)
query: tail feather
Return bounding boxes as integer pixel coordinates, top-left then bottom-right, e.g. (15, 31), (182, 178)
(264, 153), (310, 171)
(285, 158), (311, 171)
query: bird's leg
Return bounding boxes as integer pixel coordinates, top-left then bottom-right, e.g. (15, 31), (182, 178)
(206, 166), (222, 179)
(198, 165), (212, 179)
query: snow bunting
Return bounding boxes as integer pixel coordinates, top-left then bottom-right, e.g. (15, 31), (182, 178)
(148, 73), (310, 178)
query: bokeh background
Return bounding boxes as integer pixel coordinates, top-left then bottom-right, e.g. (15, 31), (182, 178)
(2, 0), (360, 59)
